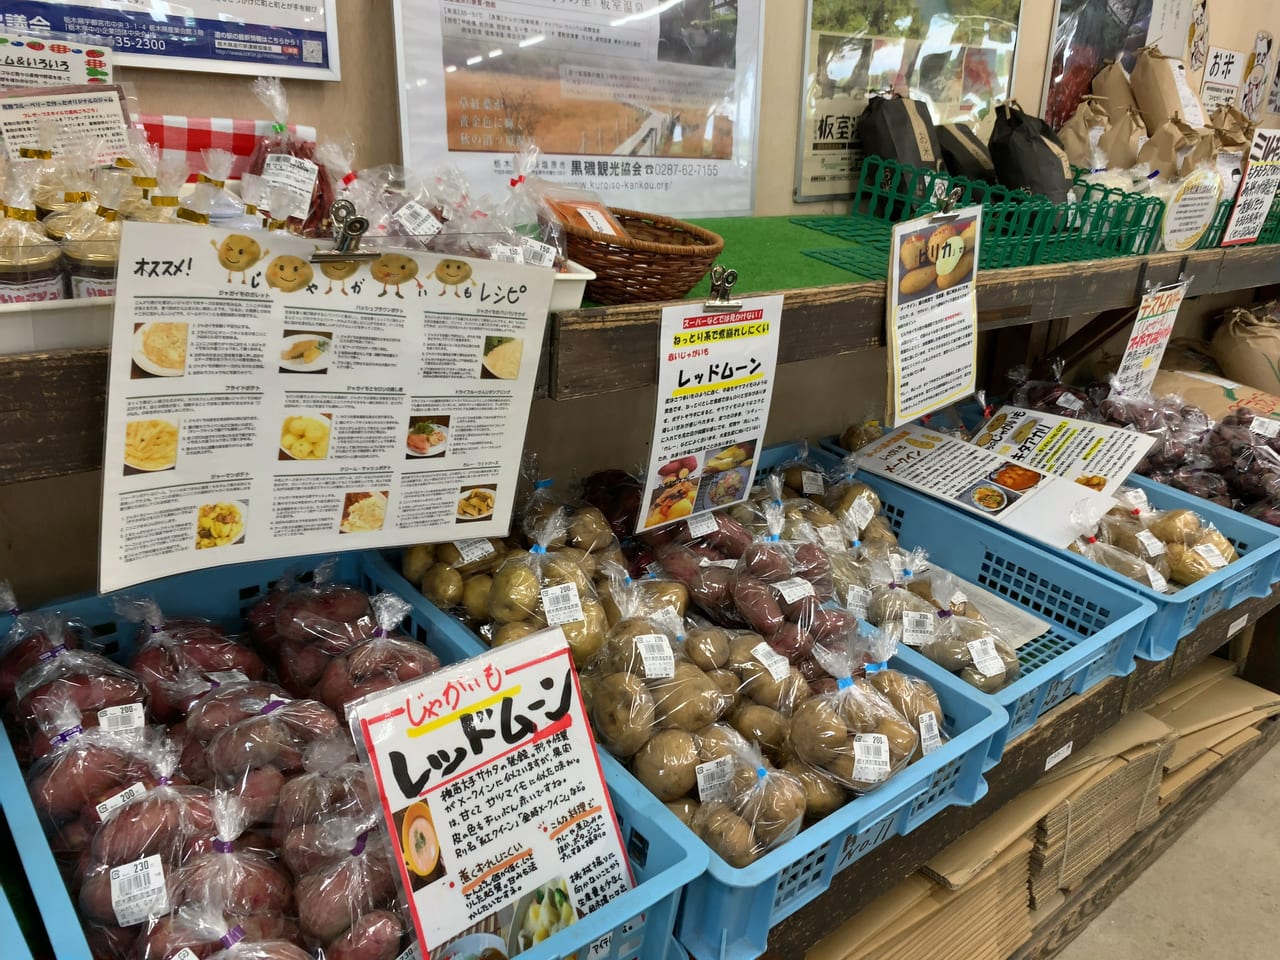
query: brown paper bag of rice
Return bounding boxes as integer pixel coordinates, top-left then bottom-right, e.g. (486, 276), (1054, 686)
(1132, 47), (1208, 133)
(1098, 107), (1146, 169)
(1092, 61), (1140, 124)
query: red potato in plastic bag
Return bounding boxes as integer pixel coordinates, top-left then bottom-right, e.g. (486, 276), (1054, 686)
(208, 941), (312, 960)
(185, 681), (292, 747)
(272, 563), (375, 649)
(16, 649), (149, 757)
(312, 593), (441, 712)
(26, 711), (153, 824)
(246, 569), (302, 655)
(273, 736), (370, 846)
(0, 597), (84, 705)
(294, 826), (399, 948)
(138, 910), (299, 960)
(323, 909), (404, 960)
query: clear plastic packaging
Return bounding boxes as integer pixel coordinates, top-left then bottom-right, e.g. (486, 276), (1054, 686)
(293, 823), (401, 952)
(690, 737), (805, 867)
(15, 646), (149, 758)
(0, 587), (85, 705)
(272, 562), (376, 694)
(246, 77), (329, 234)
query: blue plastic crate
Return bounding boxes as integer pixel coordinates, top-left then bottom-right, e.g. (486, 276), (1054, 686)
(790, 442), (1153, 758)
(820, 436), (1280, 661)
(0, 551), (705, 960)
(374, 555), (1005, 960)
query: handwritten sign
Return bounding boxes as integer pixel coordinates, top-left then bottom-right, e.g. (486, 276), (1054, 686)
(1116, 282), (1187, 395)
(351, 629), (632, 958)
(1223, 128), (1280, 246)
(1201, 46), (1245, 112)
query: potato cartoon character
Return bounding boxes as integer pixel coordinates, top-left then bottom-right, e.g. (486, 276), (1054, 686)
(211, 234), (267, 284)
(370, 253), (424, 299)
(320, 259), (360, 296)
(264, 255), (314, 294)
(428, 258), (476, 298)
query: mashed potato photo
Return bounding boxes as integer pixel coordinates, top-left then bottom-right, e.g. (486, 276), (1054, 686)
(482, 336), (523, 379)
(280, 414), (331, 460)
(341, 491), (388, 533)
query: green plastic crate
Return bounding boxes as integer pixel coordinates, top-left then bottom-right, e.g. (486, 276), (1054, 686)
(794, 156), (1166, 278)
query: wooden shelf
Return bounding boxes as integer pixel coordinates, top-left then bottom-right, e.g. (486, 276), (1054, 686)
(761, 583), (1280, 960)
(553, 244), (1280, 399)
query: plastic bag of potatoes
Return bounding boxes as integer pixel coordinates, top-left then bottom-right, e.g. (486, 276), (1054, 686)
(918, 609), (1021, 693)
(402, 537), (510, 624)
(769, 440), (831, 505)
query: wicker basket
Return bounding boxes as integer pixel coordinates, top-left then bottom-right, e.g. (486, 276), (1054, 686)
(561, 208), (724, 305)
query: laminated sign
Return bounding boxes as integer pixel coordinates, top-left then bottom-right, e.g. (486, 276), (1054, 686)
(1223, 129), (1280, 246)
(350, 629), (633, 958)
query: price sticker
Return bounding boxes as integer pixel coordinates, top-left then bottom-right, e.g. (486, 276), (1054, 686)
(773, 577), (815, 604)
(650, 606), (685, 639)
(576, 205), (618, 235)
(1057, 393), (1084, 412)
(491, 243), (524, 264)
(751, 642), (791, 682)
(520, 236), (558, 267)
(1148, 566), (1170, 593)
(901, 611), (934, 646)
(696, 756), (734, 803)
(919, 711), (943, 755)
(391, 200), (443, 239)
(850, 499), (876, 530)
(173, 951), (201, 960)
(1250, 417), (1280, 438)
(1128, 489), (1151, 512)
(1135, 530), (1167, 558)
(453, 538), (496, 564)
(801, 471), (825, 495)
(635, 634), (675, 679)
(96, 782), (147, 821)
(98, 702), (145, 734)
(1193, 543), (1228, 569)
(110, 854), (169, 927)
(261, 153), (319, 218)
(700, 558), (738, 569)
(845, 584), (871, 619)
(540, 582), (585, 626)
(948, 590), (968, 611)
(967, 637), (1006, 677)
(205, 670), (249, 687)
(686, 512), (719, 538)
(818, 527), (846, 552)
(852, 733), (892, 783)
(1045, 741), (1074, 771)
(396, 944), (423, 960)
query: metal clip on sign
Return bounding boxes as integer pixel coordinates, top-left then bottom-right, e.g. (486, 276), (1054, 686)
(704, 263), (742, 311)
(311, 199), (378, 264)
(1144, 270), (1193, 296)
(931, 187), (963, 222)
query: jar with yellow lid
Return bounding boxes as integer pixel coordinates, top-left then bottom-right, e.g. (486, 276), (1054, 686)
(0, 158), (65, 303)
(125, 153), (189, 223)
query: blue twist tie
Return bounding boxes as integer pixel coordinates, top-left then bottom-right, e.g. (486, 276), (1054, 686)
(756, 766), (767, 780)
(852, 539), (862, 548)
(836, 676), (854, 690)
(535, 479), (554, 489)
(865, 661), (887, 674)
(902, 568), (913, 577)
(530, 544), (547, 554)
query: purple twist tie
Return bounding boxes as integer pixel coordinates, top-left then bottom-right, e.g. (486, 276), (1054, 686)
(4, 606), (19, 617)
(37, 644), (67, 663)
(157, 776), (171, 786)
(213, 838), (235, 854)
(937, 609), (953, 619)
(262, 698), (287, 715)
(51, 724), (83, 746)
(350, 830), (369, 857)
(220, 925), (246, 949)
(375, 626), (389, 639)
(148, 622), (164, 634)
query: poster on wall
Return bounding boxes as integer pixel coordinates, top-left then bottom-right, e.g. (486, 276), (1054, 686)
(0, 1), (338, 79)
(794, 0), (1021, 202)
(99, 222), (553, 592)
(394, 0), (761, 218)
(1043, 0), (1153, 129)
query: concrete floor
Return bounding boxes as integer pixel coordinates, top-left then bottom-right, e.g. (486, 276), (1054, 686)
(1056, 742), (1280, 960)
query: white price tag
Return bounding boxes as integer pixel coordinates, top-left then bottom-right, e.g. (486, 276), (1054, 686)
(1228, 614), (1249, 639)
(1194, 543), (1228, 569)
(491, 243), (524, 264)
(540, 582), (585, 626)
(700, 558), (738, 569)
(96, 782), (147, 821)
(110, 854), (169, 927)
(845, 585), (871, 619)
(1250, 417), (1280, 438)
(391, 200), (443, 239)
(850, 499), (876, 531)
(966, 637), (1006, 678)
(650, 606), (685, 639)
(801, 471), (825, 495)
(751, 642), (791, 682)
(1169, 60), (1207, 128)
(1128, 489), (1151, 512)
(686, 512), (719, 538)
(852, 733), (892, 783)
(205, 670), (248, 687)
(453, 538), (496, 564)
(818, 526), (846, 552)
(519, 236), (558, 267)
(261, 153), (319, 218)
(173, 951), (201, 960)
(635, 634), (675, 679)
(396, 944), (423, 960)
(98, 702), (145, 734)
(773, 577), (815, 604)
(1057, 393), (1084, 411)
(901, 610), (934, 646)
(948, 590), (968, 610)
(1045, 741), (1074, 771)
(919, 711), (943, 755)
(1135, 530), (1167, 558)
(576, 205), (618, 235)
(696, 756), (735, 803)
(1148, 566), (1170, 593)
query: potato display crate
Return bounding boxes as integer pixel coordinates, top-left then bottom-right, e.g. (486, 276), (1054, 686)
(809, 439), (1151, 758)
(792, 155), (1164, 280)
(0, 551), (705, 960)
(380, 506), (1005, 960)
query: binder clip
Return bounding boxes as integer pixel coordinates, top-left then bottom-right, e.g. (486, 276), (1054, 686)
(704, 264), (742, 311)
(311, 199), (378, 263)
(930, 187), (963, 221)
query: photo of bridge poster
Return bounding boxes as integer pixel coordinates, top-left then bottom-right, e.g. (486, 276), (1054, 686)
(396, 0), (761, 217)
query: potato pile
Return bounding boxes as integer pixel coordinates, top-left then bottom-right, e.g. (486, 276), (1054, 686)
(1070, 494), (1240, 591)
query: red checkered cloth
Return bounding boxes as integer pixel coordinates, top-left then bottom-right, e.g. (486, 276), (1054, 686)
(138, 114), (318, 180)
